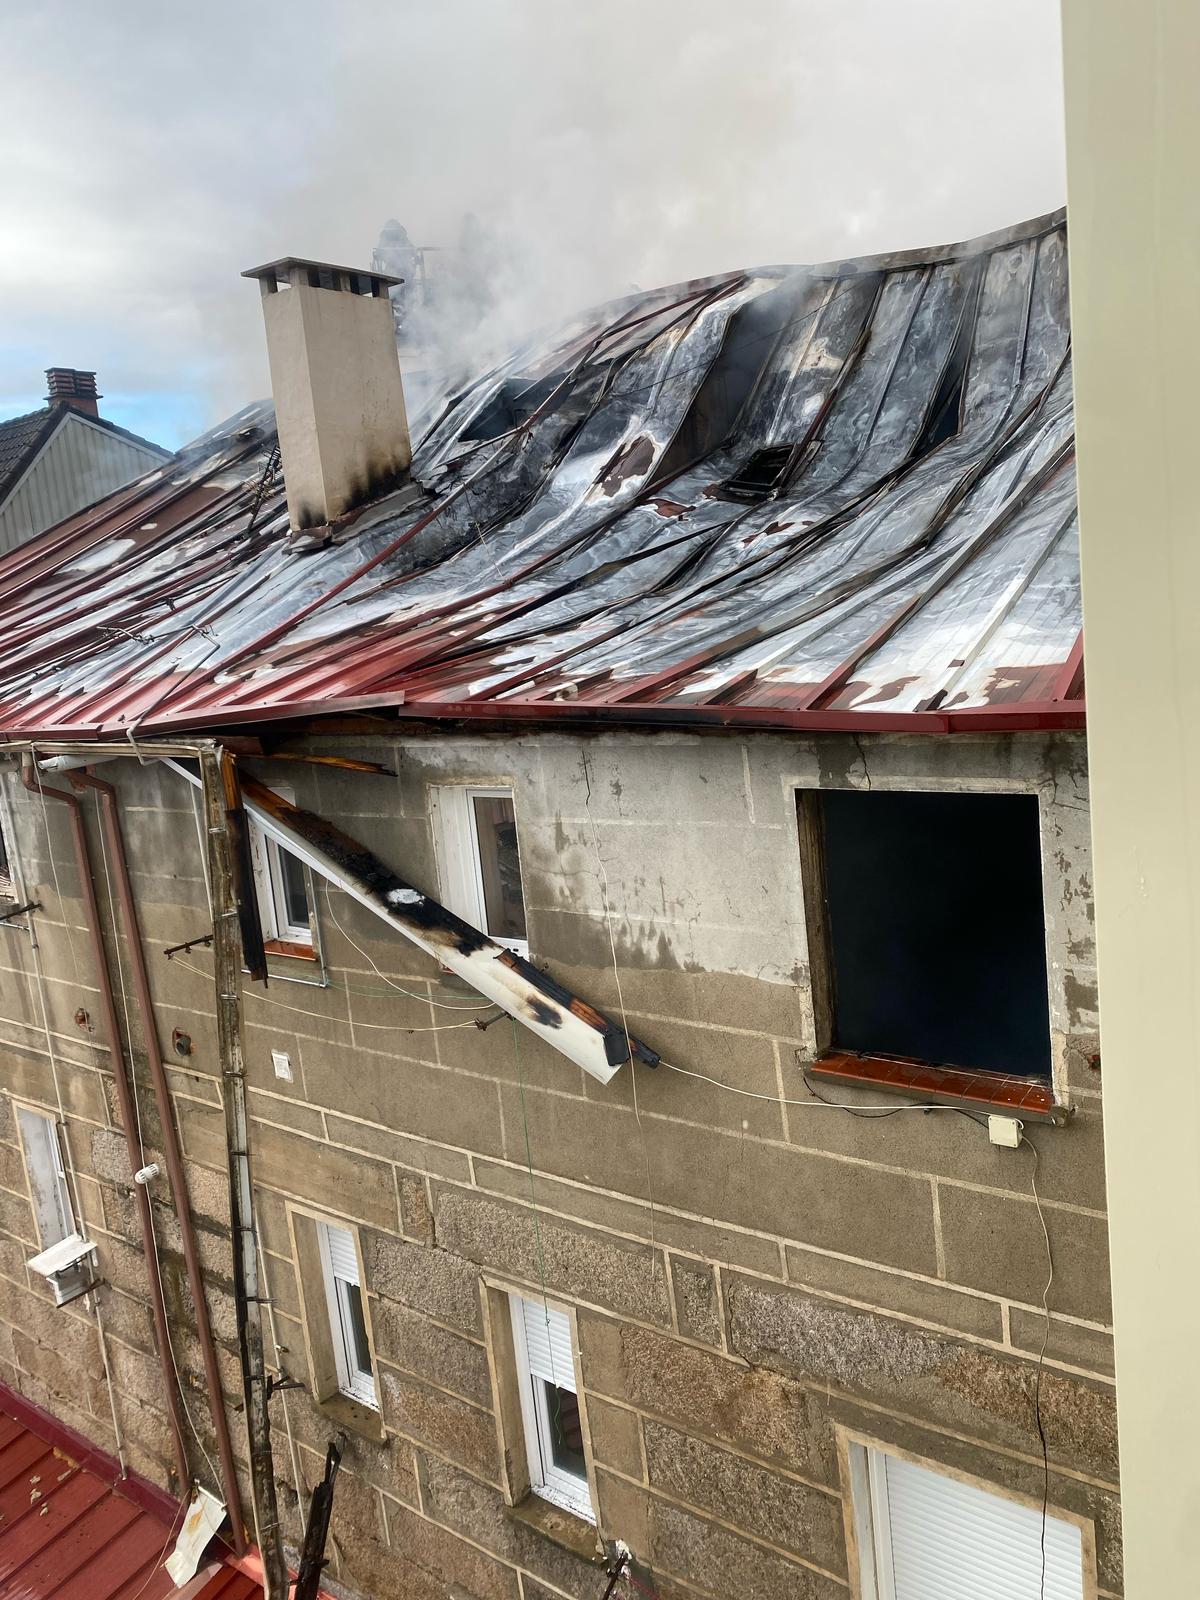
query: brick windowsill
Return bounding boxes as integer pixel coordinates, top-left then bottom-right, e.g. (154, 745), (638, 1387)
(809, 1052), (1067, 1124)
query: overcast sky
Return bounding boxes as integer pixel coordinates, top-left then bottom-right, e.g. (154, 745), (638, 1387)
(1, 1), (1066, 447)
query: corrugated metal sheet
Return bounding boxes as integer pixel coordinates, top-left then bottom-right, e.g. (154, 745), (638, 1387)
(0, 1394), (263, 1600)
(0, 209), (1084, 741)
(0, 413), (166, 557)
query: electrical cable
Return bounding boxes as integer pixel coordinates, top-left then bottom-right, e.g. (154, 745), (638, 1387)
(660, 1057), (994, 1119)
(580, 751), (657, 1249)
(124, 1492), (191, 1600)
(171, 955), (500, 1033)
(510, 1019), (571, 1419)
(1025, 1133), (1053, 1600)
(320, 880), (498, 1009)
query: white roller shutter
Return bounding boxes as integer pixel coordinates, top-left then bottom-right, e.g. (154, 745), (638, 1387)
(322, 1222), (360, 1286)
(519, 1296), (576, 1391)
(873, 1449), (1085, 1600)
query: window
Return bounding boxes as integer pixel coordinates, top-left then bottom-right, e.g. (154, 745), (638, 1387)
(850, 1442), (1086, 1599)
(508, 1293), (593, 1522)
(16, 1104), (92, 1305)
(431, 786), (529, 955)
(0, 801), (14, 900)
(248, 791), (314, 953)
(318, 1222), (377, 1409)
(804, 789), (1051, 1079)
(16, 1105), (74, 1249)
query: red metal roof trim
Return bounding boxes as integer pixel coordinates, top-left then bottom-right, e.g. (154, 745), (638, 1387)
(0, 1381), (262, 1600)
(0, 212), (1085, 741)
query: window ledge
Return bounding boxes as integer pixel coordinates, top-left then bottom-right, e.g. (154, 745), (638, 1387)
(809, 1053), (1068, 1125)
(263, 938), (317, 961)
(505, 1494), (602, 1562)
(316, 1390), (384, 1443)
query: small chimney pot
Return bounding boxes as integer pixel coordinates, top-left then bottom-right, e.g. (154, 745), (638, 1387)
(45, 367), (100, 419)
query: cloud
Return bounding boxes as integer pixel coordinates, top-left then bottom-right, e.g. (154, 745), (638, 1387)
(0, 0), (1065, 444)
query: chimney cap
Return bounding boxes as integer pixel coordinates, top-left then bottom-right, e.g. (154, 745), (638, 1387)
(242, 257), (402, 296)
(45, 367), (101, 400)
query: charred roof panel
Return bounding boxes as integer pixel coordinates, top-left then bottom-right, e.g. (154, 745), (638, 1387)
(0, 210), (1083, 740)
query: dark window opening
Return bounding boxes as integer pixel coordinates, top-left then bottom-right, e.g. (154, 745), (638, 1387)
(543, 1383), (586, 1479)
(463, 373), (566, 442)
(345, 1282), (373, 1378)
(279, 848), (311, 931)
(814, 789), (1051, 1078)
(719, 444), (795, 502)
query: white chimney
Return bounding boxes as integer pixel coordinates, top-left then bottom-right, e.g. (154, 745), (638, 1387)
(242, 258), (412, 531)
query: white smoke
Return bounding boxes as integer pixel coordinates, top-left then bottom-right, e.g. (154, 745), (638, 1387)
(0, 0), (1066, 441)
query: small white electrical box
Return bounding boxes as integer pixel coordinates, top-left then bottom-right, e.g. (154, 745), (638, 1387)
(987, 1114), (1023, 1149)
(27, 1233), (98, 1305)
(271, 1050), (294, 1083)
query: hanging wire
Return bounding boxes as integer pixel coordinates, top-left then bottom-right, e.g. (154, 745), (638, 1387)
(320, 880), (498, 1009)
(579, 751), (657, 1249)
(255, 1233), (304, 1509)
(1025, 1133), (1054, 1600)
(510, 1019), (569, 1434)
(170, 956), (500, 1033)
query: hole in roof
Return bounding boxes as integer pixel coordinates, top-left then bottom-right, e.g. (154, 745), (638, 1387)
(718, 445), (795, 503)
(909, 259), (984, 461)
(461, 373), (567, 442)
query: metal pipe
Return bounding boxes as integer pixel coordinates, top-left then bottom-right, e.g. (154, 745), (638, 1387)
(70, 768), (247, 1553)
(20, 760), (192, 1496)
(200, 749), (288, 1600)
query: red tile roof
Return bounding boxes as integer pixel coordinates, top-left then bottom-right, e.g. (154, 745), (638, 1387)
(0, 1388), (262, 1600)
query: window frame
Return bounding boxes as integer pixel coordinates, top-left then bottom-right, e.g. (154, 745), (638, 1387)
(248, 788), (316, 954)
(430, 783), (530, 958)
(507, 1291), (594, 1523)
(842, 1433), (1097, 1600)
(0, 790), (17, 902)
(316, 1220), (378, 1411)
(15, 1102), (76, 1250)
(797, 783), (1064, 1121)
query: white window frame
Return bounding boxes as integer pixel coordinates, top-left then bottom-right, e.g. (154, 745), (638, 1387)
(848, 1438), (1090, 1600)
(508, 1292), (594, 1522)
(248, 786), (314, 948)
(431, 784), (529, 957)
(15, 1103), (76, 1250)
(317, 1221), (377, 1409)
(0, 788), (17, 901)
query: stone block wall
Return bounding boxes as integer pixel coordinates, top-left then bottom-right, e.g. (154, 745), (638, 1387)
(0, 727), (1116, 1597)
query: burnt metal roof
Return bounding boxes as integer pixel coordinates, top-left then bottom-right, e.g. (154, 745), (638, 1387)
(0, 210), (1082, 741)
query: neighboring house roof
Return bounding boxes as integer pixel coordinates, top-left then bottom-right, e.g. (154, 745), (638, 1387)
(0, 210), (1082, 741)
(0, 404), (166, 509)
(0, 402), (170, 563)
(0, 1386), (261, 1600)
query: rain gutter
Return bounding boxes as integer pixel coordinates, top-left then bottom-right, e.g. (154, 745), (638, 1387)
(19, 760), (192, 1498)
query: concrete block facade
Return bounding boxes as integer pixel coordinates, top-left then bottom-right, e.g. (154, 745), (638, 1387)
(0, 726), (1115, 1597)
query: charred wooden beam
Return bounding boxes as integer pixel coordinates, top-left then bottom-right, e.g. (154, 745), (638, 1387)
(237, 773), (658, 1084)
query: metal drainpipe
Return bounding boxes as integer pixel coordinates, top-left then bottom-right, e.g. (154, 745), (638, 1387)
(20, 760), (192, 1497)
(71, 769), (248, 1555)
